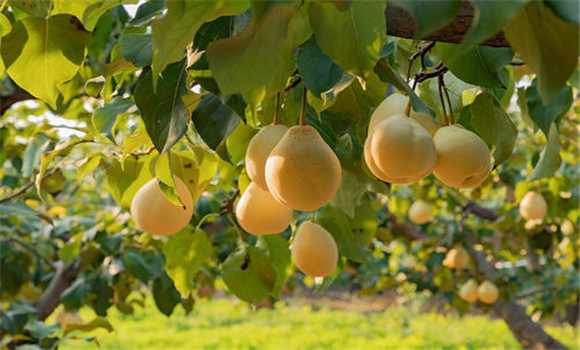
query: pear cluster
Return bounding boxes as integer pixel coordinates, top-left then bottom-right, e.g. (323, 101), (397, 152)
(240, 122), (341, 277)
(364, 92), (491, 189)
(131, 176), (194, 236)
(459, 279), (499, 304)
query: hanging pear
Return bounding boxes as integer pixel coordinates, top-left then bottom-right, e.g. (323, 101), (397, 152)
(408, 199), (432, 224)
(458, 279), (479, 303)
(290, 221), (338, 277)
(245, 124), (288, 190)
(235, 182), (293, 236)
(131, 176), (194, 236)
(433, 125), (491, 188)
(478, 280), (500, 304)
(366, 114), (437, 184)
(265, 125), (341, 211)
(519, 191), (547, 221)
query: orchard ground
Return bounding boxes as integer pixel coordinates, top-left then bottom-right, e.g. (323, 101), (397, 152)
(58, 290), (580, 350)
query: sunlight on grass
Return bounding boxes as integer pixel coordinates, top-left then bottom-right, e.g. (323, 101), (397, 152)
(61, 298), (579, 350)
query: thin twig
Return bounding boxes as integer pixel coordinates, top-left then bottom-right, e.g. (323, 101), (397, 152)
(273, 92), (280, 125)
(0, 168), (59, 204)
(0, 236), (56, 269)
(300, 85), (307, 126)
(111, 145), (156, 158)
(219, 189), (240, 216)
(414, 62), (448, 85)
(438, 75), (449, 126)
(442, 82), (455, 124)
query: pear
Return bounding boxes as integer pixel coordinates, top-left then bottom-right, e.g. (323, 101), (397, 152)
(290, 221), (338, 277)
(368, 92), (440, 136)
(561, 219), (574, 235)
(265, 125), (341, 211)
(458, 279), (479, 303)
(56, 310), (83, 330)
(245, 124), (288, 190)
(443, 248), (469, 269)
(519, 191), (547, 221)
(478, 280), (499, 304)
(432, 125), (491, 188)
(130, 176), (194, 236)
(408, 200), (432, 224)
(367, 114), (437, 184)
(235, 182), (293, 236)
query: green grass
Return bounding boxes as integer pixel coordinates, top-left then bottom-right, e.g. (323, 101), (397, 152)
(61, 298), (579, 350)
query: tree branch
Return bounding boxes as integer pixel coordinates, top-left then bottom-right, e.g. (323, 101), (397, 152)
(386, 2), (510, 47)
(0, 236), (56, 270)
(34, 261), (81, 321)
(0, 168), (59, 204)
(0, 88), (35, 116)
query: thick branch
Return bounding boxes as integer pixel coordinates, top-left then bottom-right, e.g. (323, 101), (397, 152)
(35, 262), (81, 321)
(386, 2), (510, 47)
(0, 88), (35, 116)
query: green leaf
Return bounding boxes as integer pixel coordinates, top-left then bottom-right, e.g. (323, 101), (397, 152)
(296, 37), (347, 97)
(92, 98), (134, 143)
(1, 15), (90, 108)
(84, 76), (105, 98)
(207, 3), (310, 103)
(458, 0), (528, 53)
(504, 3), (579, 104)
(0, 202), (53, 225)
(0, 13), (13, 37)
(120, 33), (153, 67)
(130, 0), (164, 26)
(390, 0), (460, 38)
(8, 0), (50, 17)
(123, 250), (163, 283)
(152, 0), (249, 81)
(152, 272), (181, 316)
(64, 317), (113, 333)
(164, 229), (212, 295)
(373, 59), (434, 116)
(258, 235), (291, 297)
(191, 93), (240, 162)
(104, 153), (155, 209)
(25, 321), (59, 340)
(526, 81), (574, 138)
(331, 167), (376, 218)
(438, 43), (513, 88)
(58, 235), (82, 264)
(221, 246), (276, 304)
(317, 204), (377, 263)
(309, 1), (386, 78)
(545, 0), (579, 24)
(21, 135), (51, 178)
(53, 0), (138, 31)
(154, 151), (182, 207)
(530, 123), (561, 181)
(61, 276), (91, 310)
(134, 61), (189, 155)
(470, 91), (517, 166)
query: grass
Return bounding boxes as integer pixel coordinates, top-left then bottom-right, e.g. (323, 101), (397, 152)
(60, 297), (579, 350)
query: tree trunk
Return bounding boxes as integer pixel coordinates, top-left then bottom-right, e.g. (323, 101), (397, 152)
(494, 300), (568, 350)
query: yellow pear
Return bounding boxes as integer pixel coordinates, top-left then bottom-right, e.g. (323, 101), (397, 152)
(290, 221), (338, 277)
(56, 310), (83, 330)
(368, 92), (440, 136)
(367, 114), (437, 184)
(561, 219), (574, 235)
(458, 279), (479, 303)
(265, 125), (341, 211)
(443, 248), (469, 269)
(478, 280), (499, 304)
(408, 200), (432, 224)
(235, 182), (293, 236)
(245, 124), (288, 190)
(130, 176), (194, 236)
(519, 191), (547, 221)
(432, 125), (491, 188)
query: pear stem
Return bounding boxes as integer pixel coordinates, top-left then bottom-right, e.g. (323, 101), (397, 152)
(438, 75), (449, 126)
(273, 92), (280, 125)
(300, 85), (307, 126)
(404, 100), (412, 117)
(442, 82), (455, 124)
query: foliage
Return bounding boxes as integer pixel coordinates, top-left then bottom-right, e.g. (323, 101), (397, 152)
(0, 0), (578, 348)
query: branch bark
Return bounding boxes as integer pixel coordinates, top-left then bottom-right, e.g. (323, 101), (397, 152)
(0, 88), (35, 116)
(34, 262), (81, 321)
(386, 1), (511, 47)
